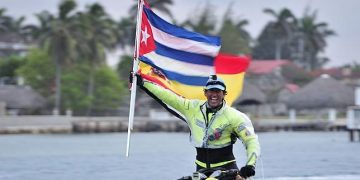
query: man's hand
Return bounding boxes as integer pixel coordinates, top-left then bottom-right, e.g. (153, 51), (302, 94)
(239, 165), (255, 178)
(128, 71), (144, 88)
(235, 175), (245, 180)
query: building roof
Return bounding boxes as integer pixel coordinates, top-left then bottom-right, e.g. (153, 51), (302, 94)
(286, 75), (354, 110)
(311, 67), (360, 80)
(247, 60), (290, 74)
(285, 83), (299, 93)
(311, 68), (343, 79)
(234, 81), (266, 105)
(278, 84), (299, 103)
(0, 85), (46, 109)
(0, 32), (23, 43)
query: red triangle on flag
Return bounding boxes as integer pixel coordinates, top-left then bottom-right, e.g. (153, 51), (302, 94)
(139, 11), (156, 56)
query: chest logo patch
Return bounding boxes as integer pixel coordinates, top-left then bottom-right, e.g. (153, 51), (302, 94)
(208, 128), (222, 141)
(208, 124), (230, 141)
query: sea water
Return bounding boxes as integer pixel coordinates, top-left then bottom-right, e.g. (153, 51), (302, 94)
(0, 132), (359, 180)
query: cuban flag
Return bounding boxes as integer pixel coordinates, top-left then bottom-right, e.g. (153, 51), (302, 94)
(137, 1), (249, 105)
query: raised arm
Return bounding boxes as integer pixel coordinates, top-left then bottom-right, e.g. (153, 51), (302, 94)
(138, 78), (192, 120)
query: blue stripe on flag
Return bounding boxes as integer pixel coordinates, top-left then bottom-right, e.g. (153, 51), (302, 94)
(140, 56), (208, 86)
(144, 7), (221, 46)
(154, 41), (214, 66)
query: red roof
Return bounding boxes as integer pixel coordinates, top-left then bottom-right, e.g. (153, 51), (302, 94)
(247, 60), (290, 74)
(285, 83), (299, 93)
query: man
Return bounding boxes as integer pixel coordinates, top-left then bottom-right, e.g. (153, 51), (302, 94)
(132, 73), (260, 179)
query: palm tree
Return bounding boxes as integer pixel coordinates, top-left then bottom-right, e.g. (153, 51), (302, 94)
(253, 8), (297, 60)
(218, 4), (251, 54)
(0, 9), (24, 32)
(129, 0), (174, 19)
(181, 3), (216, 35)
(23, 11), (54, 43)
(79, 3), (118, 115)
(117, 17), (135, 53)
(0, 8), (14, 32)
(0, 8), (27, 43)
(297, 8), (335, 70)
(28, 0), (79, 113)
(117, 0), (174, 50)
(263, 8), (297, 37)
(0, 8), (7, 32)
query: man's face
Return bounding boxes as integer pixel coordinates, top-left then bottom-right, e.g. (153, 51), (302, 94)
(205, 89), (225, 108)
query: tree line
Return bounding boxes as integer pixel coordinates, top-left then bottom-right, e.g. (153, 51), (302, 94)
(0, 0), (337, 115)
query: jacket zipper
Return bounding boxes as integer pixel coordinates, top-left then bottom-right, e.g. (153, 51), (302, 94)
(201, 106), (218, 169)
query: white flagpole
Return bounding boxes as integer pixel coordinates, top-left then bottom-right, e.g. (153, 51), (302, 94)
(126, 0), (144, 157)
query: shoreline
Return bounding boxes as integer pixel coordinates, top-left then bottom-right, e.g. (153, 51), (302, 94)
(0, 116), (347, 134)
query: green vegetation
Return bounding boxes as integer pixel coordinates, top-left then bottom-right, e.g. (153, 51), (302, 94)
(180, 4), (251, 55)
(16, 49), (125, 115)
(62, 64), (125, 115)
(116, 55), (133, 82)
(281, 64), (313, 85)
(8, 0), (126, 115)
(16, 49), (54, 97)
(253, 7), (335, 71)
(218, 16), (251, 55)
(0, 55), (24, 79)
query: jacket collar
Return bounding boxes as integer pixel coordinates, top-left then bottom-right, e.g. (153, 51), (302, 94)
(201, 100), (226, 115)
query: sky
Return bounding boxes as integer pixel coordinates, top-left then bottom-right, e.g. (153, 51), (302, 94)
(0, 0), (359, 68)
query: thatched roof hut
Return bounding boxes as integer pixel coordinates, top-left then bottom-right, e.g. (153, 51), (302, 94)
(278, 84), (299, 103)
(0, 85), (46, 109)
(286, 75), (354, 110)
(234, 81), (266, 105)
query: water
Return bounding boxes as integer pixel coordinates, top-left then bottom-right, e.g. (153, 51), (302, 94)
(0, 132), (360, 180)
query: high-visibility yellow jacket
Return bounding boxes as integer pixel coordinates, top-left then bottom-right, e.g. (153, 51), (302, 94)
(142, 81), (260, 168)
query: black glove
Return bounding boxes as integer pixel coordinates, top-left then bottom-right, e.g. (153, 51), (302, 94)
(239, 165), (255, 178)
(129, 71), (143, 86)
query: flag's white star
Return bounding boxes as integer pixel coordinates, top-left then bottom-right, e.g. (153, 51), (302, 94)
(141, 27), (151, 45)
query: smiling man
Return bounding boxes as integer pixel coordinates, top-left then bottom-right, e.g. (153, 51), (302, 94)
(133, 74), (260, 179)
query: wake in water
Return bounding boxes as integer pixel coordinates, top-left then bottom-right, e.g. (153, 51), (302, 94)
(262, 175), (360, 180)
